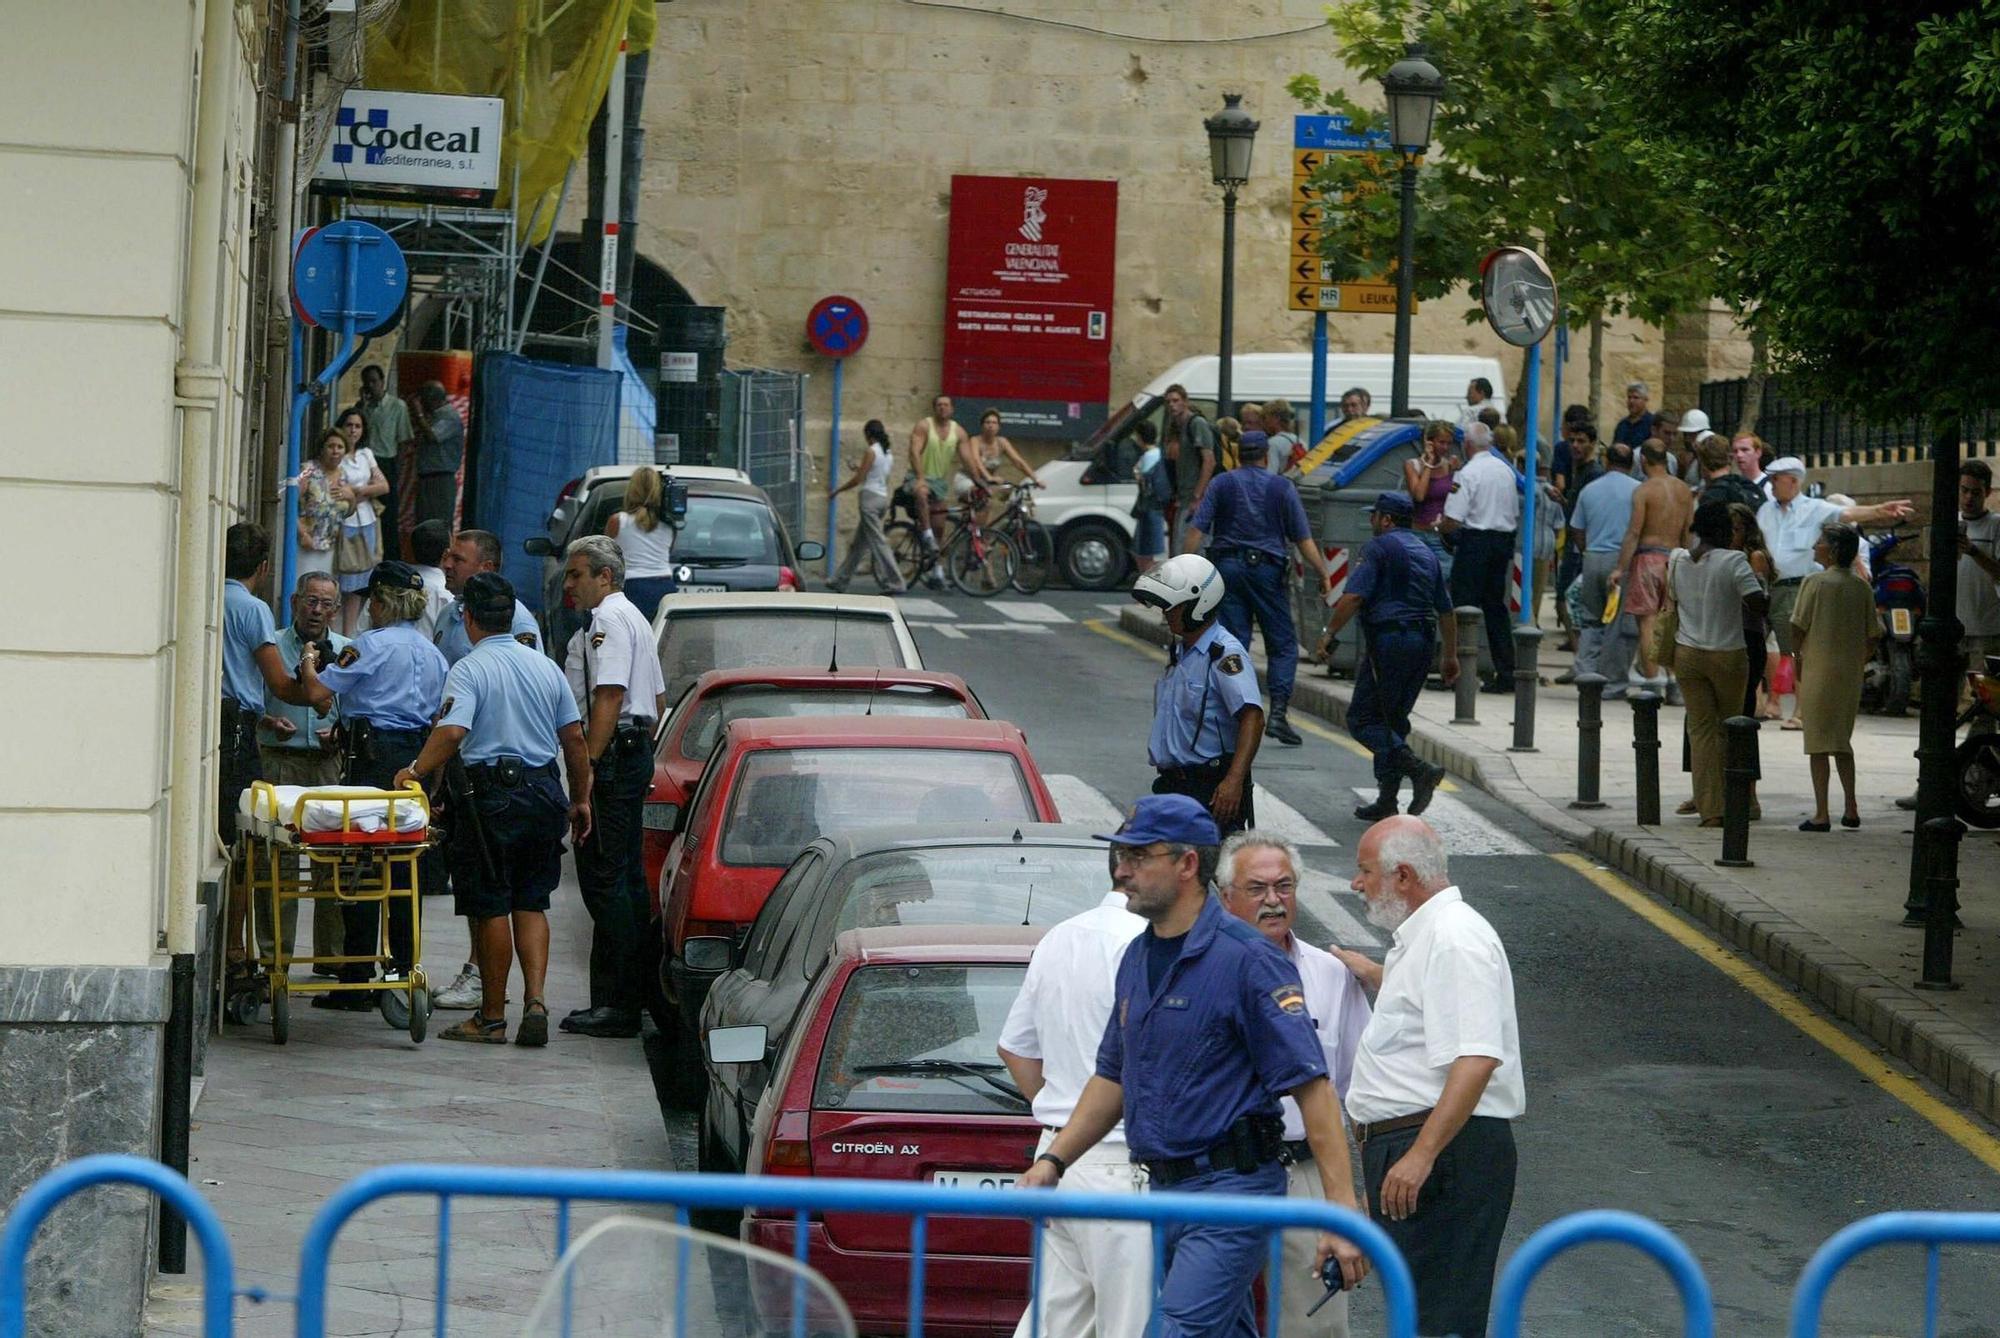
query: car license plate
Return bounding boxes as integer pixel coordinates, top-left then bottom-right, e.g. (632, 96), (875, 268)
(1891, 608), (1914, 637)
(932, 1170), (1018, 1190)
(678, 584), (728, 595)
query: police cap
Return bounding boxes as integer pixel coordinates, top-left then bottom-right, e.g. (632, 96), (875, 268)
(367, 560), (426, 593)
(1238, 429), (1270, 458)
(462, 570), (517, 623)
(1368, 491), (1415, 519)
(1094, 793), (1220, 848)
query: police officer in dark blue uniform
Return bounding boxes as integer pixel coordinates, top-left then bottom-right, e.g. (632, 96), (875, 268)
(1136, 554), (1265, 838)
(1321, 493), (1458, 821)
(1019, 795), (1370, 1336)
(294, 561), (450, 1003)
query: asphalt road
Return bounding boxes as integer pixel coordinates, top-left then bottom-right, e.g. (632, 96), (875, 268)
(653, 585), (2000, 1336)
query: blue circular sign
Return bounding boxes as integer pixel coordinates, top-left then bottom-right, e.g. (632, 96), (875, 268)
(806, 295), (868, 359)
(291, 221), (409, 334)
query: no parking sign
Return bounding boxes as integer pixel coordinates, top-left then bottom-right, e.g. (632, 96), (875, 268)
(806, 295), (868, 359)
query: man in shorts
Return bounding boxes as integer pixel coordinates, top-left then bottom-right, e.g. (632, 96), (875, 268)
(1612, 439), (1695, 693)
(396, 573), (593, 1047)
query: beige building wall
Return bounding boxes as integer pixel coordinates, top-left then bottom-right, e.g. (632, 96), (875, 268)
(635, 0), (1670, 535)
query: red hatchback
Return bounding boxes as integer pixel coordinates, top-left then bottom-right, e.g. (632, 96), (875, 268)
(656, 717), (1059, 1042)
(641, 669), (987, 899)
(728, 926), (1044, 1337)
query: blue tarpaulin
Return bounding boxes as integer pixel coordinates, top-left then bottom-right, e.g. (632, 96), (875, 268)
(474, 353), (620, 603)
(613, 325), (657, 465)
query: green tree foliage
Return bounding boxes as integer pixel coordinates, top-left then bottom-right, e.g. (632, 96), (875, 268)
(1289, 0), (1714, 339)
(1618, 0), (2000, 418)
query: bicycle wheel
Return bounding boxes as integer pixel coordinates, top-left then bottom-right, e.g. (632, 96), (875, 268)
(884, 520), (929, 587)
(947, 529), (1018, 597)
(1009, 520), (1054, 595)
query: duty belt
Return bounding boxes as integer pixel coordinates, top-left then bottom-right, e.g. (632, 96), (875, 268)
(1209, 547), (1283, 565)
(466, 757), (558, 789)
(1155, 753), (1233, 781)
(1278, 1138), (1314, 1166)
(1364, 619), (1437, 636)
(1140, 1114), (1284, 1188)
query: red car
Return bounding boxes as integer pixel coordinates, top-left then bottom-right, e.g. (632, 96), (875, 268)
(641, 668), (988, 899)
(655, 717), (1059, 1044)
(727, 925), (1044, 1337)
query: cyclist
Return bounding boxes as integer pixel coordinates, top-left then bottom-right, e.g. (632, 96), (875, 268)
(971, 408), (1043, 491)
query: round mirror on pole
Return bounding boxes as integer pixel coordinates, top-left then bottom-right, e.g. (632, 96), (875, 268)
(1480, 246), (1558, 347)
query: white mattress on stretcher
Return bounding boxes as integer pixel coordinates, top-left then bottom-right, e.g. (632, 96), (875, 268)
(239, 784), (428, 835)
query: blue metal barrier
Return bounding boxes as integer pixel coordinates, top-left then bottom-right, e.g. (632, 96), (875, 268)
(292, 1163), (1421, 1338)
(1490, 1209), (1714, 1338)
(1790, 1211), (2000, 1338)
(0, 1154), (235, 1338)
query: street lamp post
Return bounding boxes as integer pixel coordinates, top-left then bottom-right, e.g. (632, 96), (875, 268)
(1382, 45), (1445, 418)
(1205, 94), (1259, 424)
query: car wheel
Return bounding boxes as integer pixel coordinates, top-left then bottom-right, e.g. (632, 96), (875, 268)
(1057, 519), (1130, 591)
(664, 1019), (710, 1109)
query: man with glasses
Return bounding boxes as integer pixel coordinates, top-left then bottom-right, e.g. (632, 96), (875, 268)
(1219, 832), (1372, 1338)
(1019, 795), (1370, 1333)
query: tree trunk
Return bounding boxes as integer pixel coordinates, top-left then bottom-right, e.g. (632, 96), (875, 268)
(1588, 312), (1605, 425)
(1739, 324), (1770, 435)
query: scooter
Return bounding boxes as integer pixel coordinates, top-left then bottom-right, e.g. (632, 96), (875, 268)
(1953, 658), (2000, 829)
(1861, 531), (1925, 716)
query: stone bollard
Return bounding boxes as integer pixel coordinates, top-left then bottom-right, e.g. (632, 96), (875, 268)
(1630, 690), (1663, 826)
(1509, 624), (1543, 752)
(1571, 673), (1609, 809)
(1915, 816), (1967, 991)
(1716, 715), (1760, 868)
(1452, 606), (1482, 725)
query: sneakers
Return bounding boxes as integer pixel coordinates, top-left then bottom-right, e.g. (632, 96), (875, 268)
(433, 964), (483, 1010)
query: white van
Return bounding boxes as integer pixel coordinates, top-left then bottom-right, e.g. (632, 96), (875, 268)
(1036, 353), (1507, 589)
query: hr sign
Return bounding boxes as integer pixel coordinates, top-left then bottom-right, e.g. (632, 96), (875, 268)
(313, 89), (505, 194)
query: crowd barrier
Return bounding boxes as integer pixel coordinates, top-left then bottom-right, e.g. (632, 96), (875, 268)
(0, 1154), (1991, 1337)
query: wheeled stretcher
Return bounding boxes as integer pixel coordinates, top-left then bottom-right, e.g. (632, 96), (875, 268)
(227, 782), (434, 1044)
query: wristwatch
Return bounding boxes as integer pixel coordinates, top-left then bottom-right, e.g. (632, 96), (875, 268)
(1034, 1152), (1067, 1180)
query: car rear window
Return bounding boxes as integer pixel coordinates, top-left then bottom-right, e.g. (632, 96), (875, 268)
(680, 685), (970, 760)
(660, 613), (905, 698)
(813, 964), (1029, 1116)
(581, 485), (783, 566)
(820, 846), (1108, 944)
(720, 749), (1032, 867)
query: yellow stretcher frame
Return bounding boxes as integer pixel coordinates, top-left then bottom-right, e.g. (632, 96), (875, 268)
(231, 781), (434, 1045)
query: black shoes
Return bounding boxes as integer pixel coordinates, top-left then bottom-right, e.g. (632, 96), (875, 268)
(559, 1006), (641, 1038)
(1353, 792), (1401, 821)
(1406, 759), (1448, 816)
(1265, 709), (1303, 746)
(1479, 676), (1513, 695)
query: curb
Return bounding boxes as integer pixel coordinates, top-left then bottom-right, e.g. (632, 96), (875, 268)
(1116, 605), (2000, 1125)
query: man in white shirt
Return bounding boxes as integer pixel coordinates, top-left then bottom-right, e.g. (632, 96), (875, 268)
(1218, 833), (1371, 1338)
(559, 535), (668, 1040)
(1344, 816), (1523, 1338)
(998, 870), (1152, 1338)
(1755, 457), (1913, 658)
(409, 520), (454, 637)
(1441, 422), (1523, 691)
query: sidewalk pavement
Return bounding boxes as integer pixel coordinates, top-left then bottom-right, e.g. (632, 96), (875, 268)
(1119, 605), (2000, 1124)
(143, 878), (675, 1336)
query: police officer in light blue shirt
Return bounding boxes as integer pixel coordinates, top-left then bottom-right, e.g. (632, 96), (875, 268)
(397, 572), (591, 1048)
(436, 527), (541, 665)
(1136, 554), (1265, 838)
(220, 524), (288, 848)
(1320, 493), (1459, 821)
(1018, 795), (1371, 1333)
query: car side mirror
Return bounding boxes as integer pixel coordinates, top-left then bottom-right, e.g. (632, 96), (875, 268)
(684, 935), (736, 973)
(642, 801), (682, 832)
(523, 536), (556, 558)
(796, 540), (826, 563)
(705, 1024), (767, 1064)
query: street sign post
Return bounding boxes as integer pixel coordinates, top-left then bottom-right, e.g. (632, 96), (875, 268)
(1481, 246), (1560, 625)
(807, 295), (869, 577)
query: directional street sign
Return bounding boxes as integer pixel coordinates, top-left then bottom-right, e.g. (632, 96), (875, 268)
(1288, 114), (1408, 315)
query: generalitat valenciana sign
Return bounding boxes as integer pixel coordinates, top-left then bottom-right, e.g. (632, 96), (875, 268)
(313, 90), (505, 199)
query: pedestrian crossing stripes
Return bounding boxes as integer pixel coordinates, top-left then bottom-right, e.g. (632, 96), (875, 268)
(1349, 788), (1538, 856)
(993, 601), (1072, 624)
(894, 597), (957, 620)
(1252, 785), (1340, 849)
(1044, 774), (1128, 831)
(1299, 869), (1381, 948)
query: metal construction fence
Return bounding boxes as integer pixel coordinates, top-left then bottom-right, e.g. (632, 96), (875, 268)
(4, 1154), (1994, 1338)
(1698, 378), (2000, 469)
(717, 366), (810, 542)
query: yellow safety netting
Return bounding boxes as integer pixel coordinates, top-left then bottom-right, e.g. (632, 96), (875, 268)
(361, 0), (654, 243)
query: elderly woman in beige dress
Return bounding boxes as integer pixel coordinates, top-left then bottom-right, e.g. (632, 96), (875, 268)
(1790, 522), (1879, 831)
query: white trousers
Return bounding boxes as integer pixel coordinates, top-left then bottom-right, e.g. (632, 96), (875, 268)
(1011, 1132), (1154, 1338)
(1277, 1158), (1351, 1338)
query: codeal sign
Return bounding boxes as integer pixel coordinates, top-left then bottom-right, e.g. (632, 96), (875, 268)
(942, 175), (1117, 437)
(313, 89), (505, 198)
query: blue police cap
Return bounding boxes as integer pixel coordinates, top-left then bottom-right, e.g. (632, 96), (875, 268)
(1368, 491), (1415, 519)
(366, 560), (426, 593)
(1238, 429), (1270, 456)
(462, 570), (517, 621)
(1094, 793), (1221, 848)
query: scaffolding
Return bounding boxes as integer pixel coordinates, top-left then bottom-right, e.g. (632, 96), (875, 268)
(339, 201), (519, 353)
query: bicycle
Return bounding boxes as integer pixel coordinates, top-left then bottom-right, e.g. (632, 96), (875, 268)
(884, 485), (1019, 597)
(989, 479), (1053, 594)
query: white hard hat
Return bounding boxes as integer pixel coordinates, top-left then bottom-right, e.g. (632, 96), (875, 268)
(1678, 408), (1712, 435)
(1133, 553), (1225, 623)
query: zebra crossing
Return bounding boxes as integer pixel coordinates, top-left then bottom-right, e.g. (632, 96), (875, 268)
(895, 597), (1128, 631)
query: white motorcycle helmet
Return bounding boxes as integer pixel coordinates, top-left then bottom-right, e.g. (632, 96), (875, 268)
(1133, 553), (1225, 623)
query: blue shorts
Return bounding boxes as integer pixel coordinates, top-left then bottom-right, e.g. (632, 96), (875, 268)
(1135, 509), (1167, 558)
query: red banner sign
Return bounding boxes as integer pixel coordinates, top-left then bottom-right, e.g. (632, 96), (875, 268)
(942, 174), (1118, 437)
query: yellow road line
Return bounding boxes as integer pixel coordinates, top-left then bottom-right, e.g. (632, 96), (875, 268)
(1553, 851), (2000, 1176)
(1082, 617), (1161, 657)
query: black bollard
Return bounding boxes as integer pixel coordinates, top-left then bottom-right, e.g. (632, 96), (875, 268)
(1716, 715), (1760, 868)
(1915, 817), (1966, 991)
(1510, 624), (1543, 752)
(1571, 673), (1608, 809)
(1452, 606), (1482, 725)
(1630, 690), (1663, 825)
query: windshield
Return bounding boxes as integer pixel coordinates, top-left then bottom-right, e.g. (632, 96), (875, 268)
(818, 844), (1107, 944)
(814, 964), (1030, 1115)
(659, 613), (904, 698)
(680, 684), (970, 760)
(581, 484), (785, 566)
(720, 749), (1033, 867)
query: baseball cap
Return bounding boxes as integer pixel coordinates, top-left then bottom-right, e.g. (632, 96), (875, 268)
(1766, 456), (1807, 478)
(366, 560), (426, 593)
(1368, 491), (1414, 519)
(462, 570), (517, 620)
(1094, 793), (1220, 848)
(1238, 429), (1271, 456)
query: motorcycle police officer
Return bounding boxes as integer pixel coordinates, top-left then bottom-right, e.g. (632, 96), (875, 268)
(1320, 494), (1457, 821)
(1136, 553), (1265, 838)
(1019, 794), (1370, 1334)
(294, 560), (449, 1004)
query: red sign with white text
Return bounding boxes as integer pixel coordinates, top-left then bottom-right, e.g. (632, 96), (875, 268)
(942, 174), (1118, 438)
